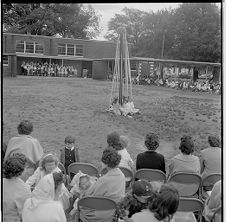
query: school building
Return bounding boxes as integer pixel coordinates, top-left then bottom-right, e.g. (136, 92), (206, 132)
(2, 33), (221, 82)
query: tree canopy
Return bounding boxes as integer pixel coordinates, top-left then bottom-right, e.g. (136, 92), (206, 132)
(3, 3), (101, 39)
(105, 3), (221, 62)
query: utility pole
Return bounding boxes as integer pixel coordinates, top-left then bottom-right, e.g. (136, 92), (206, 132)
(160, 30), (166, 79)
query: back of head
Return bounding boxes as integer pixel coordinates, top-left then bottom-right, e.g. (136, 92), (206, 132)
(148, 183), (179, 221)
(107, 131), (123, 150)
(144, 133), (159, 150)
(120, 136), (129, 149)
(4, 153), (27, 179)
(208, 135), (220, 147)
(52, 172), (64, 190)
(101, 147), (121, 168)
(17, 120), (33, 135)
(179, 135), (194, 155)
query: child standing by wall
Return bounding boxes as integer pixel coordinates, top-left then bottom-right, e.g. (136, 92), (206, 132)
(60, 136), (80, 174)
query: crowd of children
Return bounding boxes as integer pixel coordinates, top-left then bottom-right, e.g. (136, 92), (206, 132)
(3, 120), (221, 222)
(21, 61), (78, 77)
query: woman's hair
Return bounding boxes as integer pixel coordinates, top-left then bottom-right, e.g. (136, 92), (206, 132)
(65, 136), (75, 144)
(144, 133), (159, 150)
(101, 148), (121, 168)
(120, 136), (129, 149)
(17, 120), (33, 135)
(148, 184), (179, 222)
(52, 172), (64, 190)
(39, 154), (58, 170)
(107, 131), (123, 151)
(208, 135), (220, 147)
(179, 135), (194, 154)
(3, 153), (27, 179)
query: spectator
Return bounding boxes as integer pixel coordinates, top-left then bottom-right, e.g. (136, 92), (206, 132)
(136, 133), (165, 174)
(203, 180), (221, 222)
(4, 120), (44, 178)
(59, 136), (80, 174)
(131, 183), (179, 222)
(117, 135), (134, 170)
(107, 131), (123, 150)
(200, 136), (221, 179)
(22, 172), (67, 222)
(168, 135), (200, 176)
(3, 153), (31, 222)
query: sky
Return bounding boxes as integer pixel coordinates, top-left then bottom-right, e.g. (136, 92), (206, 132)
(86, 3), (182, 40)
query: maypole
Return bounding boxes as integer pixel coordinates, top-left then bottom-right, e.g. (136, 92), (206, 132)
(107, 26), (140, 117)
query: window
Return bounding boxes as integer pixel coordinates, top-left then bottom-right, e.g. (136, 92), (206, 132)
(35, 42), (44, 53)
(130, 61), (137, 71)
(76, 45), (84, 56)
(3, 55), (8, 65)
(16, 41), (25, 53)
(67, 44), (75, 56)
(58, 43), (66, 55)
(25, 42), (34, 53)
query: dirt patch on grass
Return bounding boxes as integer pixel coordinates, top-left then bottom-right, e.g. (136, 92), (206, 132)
(3, 76), (221, 172)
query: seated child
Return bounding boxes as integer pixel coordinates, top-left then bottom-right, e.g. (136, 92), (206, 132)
(69, 171), (97, 216)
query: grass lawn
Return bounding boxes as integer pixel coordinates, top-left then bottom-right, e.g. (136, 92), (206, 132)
(3, 76), (221, 173)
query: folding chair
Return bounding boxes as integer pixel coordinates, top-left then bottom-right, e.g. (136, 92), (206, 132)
(58, 162), (67, 174)
(134, 169), (166, 182)
(119, 166), (134, 189)
(77, 196), (117, 222)
(68, 162), (99, 180)
(174, 197), (204, 222)
(200, 173), (221, 201)
(167, 172), (202, 197)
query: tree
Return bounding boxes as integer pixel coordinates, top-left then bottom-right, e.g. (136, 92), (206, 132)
(169, 3), (221, 62)
(3, 3), (101, 39)
(104, 7), (149, 54)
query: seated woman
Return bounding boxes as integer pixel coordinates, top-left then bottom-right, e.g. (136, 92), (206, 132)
(79, 148), (126, 222)
(168, 135), (200, 176)
(3, 153), (31, 222)
(136, 133), (166, 174)
(130, 183), (179, 222)
(22, 172), (67, 222)
(200, 135), (221, 179)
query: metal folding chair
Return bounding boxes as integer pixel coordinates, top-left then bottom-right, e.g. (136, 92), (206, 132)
(77, 196), (117, 222)
(200, 173), (221, 201)
(167, 172), (202, 197)
(68, 162), (99, 180)
(134, 168), (166, 182)
(58, 162), (67, 174)
(119, 166), (134, 188)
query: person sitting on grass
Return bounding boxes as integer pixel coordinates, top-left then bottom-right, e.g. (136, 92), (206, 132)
(136, 133), (166, 174)
(22, 172), (67, 222)
(3, 153), (31, 222)
(4, 120), (44, 180)
(130, 183), (179, 222)
(168, 135), (200, 177)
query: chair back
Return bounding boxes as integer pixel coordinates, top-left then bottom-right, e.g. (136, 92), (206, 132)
(68, 162), (99, 180)
(119, 167), (133, 188)
(168, 172), (201, 197)
(177, 197), (204, 212)
(77, 196), (117, 222)
(134, 169), (166, 182)
(58, 162), (66, 174)
(201, 173), (221, 191)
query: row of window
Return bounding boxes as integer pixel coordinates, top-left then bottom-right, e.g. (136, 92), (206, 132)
(15, 41), (84, 56)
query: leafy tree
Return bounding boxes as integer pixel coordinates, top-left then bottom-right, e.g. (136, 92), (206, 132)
(3, 3), (100, 39)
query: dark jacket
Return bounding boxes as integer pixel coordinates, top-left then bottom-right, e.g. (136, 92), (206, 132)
(59, 147), (80, 166)
(136, 150), (166, 174)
